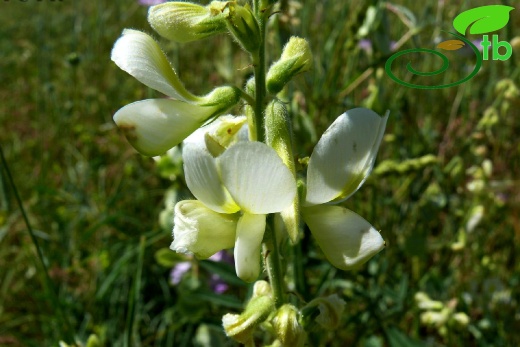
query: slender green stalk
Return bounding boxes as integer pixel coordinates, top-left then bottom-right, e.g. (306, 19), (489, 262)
(0, 144), (74, 342)
(263, 217), (285, 307)
(252, 1), (267, 142)
(251, 0), (286, 308)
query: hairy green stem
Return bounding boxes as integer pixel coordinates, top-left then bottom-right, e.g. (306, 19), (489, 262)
(252, 1), (267, 142)
(250, 1), (286, 307)
(263, 216), (285, 307)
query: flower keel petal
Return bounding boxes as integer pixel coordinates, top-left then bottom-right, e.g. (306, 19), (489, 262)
(171, 200), (238, 259)
(113, 99), (216, 156)
(302, 205), (385, 270)
(234, 213), (266, 282)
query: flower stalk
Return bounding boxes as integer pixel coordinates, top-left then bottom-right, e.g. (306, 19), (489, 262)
(250, 1), (286, 308)
(263, 215), (285, 307)
(252, 0), (267, 142)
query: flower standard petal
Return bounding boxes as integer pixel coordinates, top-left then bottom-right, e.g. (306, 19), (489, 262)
(183, 143), (240, 214)
(171, 200), (238, 259)
(111, 29), (199, 102)
(302, 205), (385, 270)
(218, 142), (297, 214)
(305, 108), (389, 205)
(234, 213), (266, 282)
(113, 99), (216, 156)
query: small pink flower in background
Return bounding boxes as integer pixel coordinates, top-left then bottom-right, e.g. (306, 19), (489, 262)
(138, 0), (167, 6)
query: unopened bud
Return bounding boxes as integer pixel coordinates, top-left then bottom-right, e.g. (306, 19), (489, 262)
(451, 312), (470, 327)
(223, 295), (274, 343)
(420, 308), (450, 327)
(417, 300), (444, 311)
(265, 100), (299, 242)
(148, 1), (228, 42)
(253, 280), (273, 297)
(199, 86), (241, 116)
(224, 3), (261, 53)
(273, 304), (306, 347)
(267, 37), (313, 94)
(302, 294), (345, 330)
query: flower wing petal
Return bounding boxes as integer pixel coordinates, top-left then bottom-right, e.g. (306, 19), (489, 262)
(218, 142), (296, 214)
(234, 213), (266, 282)
(171, 200), (238, 259)
(111, 29), (197, 101)
(183, 143), (240, 214)
(306, 108), (388, 205)
(302, 205), (385, 270)
(113, 99), (213, 156)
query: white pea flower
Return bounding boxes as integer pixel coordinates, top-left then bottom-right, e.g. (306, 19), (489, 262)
(171, 121), (296, 282)
(111, 29), (239, 156)
(302, 108), (389, 270)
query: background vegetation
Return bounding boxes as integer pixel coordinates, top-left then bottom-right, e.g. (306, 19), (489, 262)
(1, 0), (519, 346)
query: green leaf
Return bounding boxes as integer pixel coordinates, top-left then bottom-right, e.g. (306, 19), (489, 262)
(155, 248), (190, 268)
(453, 5), (515, 35)
(384, 327), (426, 347)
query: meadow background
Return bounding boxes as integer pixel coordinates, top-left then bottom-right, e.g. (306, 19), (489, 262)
(1, 0), (519, 346)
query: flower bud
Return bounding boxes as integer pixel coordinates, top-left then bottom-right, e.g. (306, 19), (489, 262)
(451, 312), (470, 327)
(272, 304), (306, 347)
(417, 300), (444, 311)
(267, 37), (313, 94)
(252, 280), (273, 298)
(224, 3), (261, 53)
(223, 295), (275, 343)
(420, 308), (450, 327)
(265, 100), (300, 242)
(148, 1), (228, 42)
(301, 294), (345, 330)
(199, 85), (242, 116)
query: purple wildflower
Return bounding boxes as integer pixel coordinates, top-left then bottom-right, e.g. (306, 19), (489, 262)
(168, 251), (234, 292)
(358, 39), (372, 54)
(138, 0), (167, 6)
(170, 261), (191, 285)
(209, 274), (229, 294)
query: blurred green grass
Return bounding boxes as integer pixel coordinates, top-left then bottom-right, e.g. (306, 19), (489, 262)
(1, 0), (519, 346)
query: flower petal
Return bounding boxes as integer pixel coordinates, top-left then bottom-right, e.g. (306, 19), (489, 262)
(302, 205), (385, 270)
(306, 108), (389, 205)
(111, 29), (198, 101)
(184, 114), (247, 157)
(234, 213), (266, 282)
(218, 142), (297, 214)
(183, 143), (240, 214)
(171, 200), (238, 259)
(113, 98), (215, 156)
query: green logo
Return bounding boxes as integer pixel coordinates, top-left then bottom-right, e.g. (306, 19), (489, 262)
(385, 5), (515, 89)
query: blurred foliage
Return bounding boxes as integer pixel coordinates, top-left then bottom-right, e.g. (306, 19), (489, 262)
(1, 0), (519, 346)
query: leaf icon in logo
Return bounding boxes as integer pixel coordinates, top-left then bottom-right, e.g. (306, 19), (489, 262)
(437, 40), (465, 51)
(453, 5), (515, 35)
